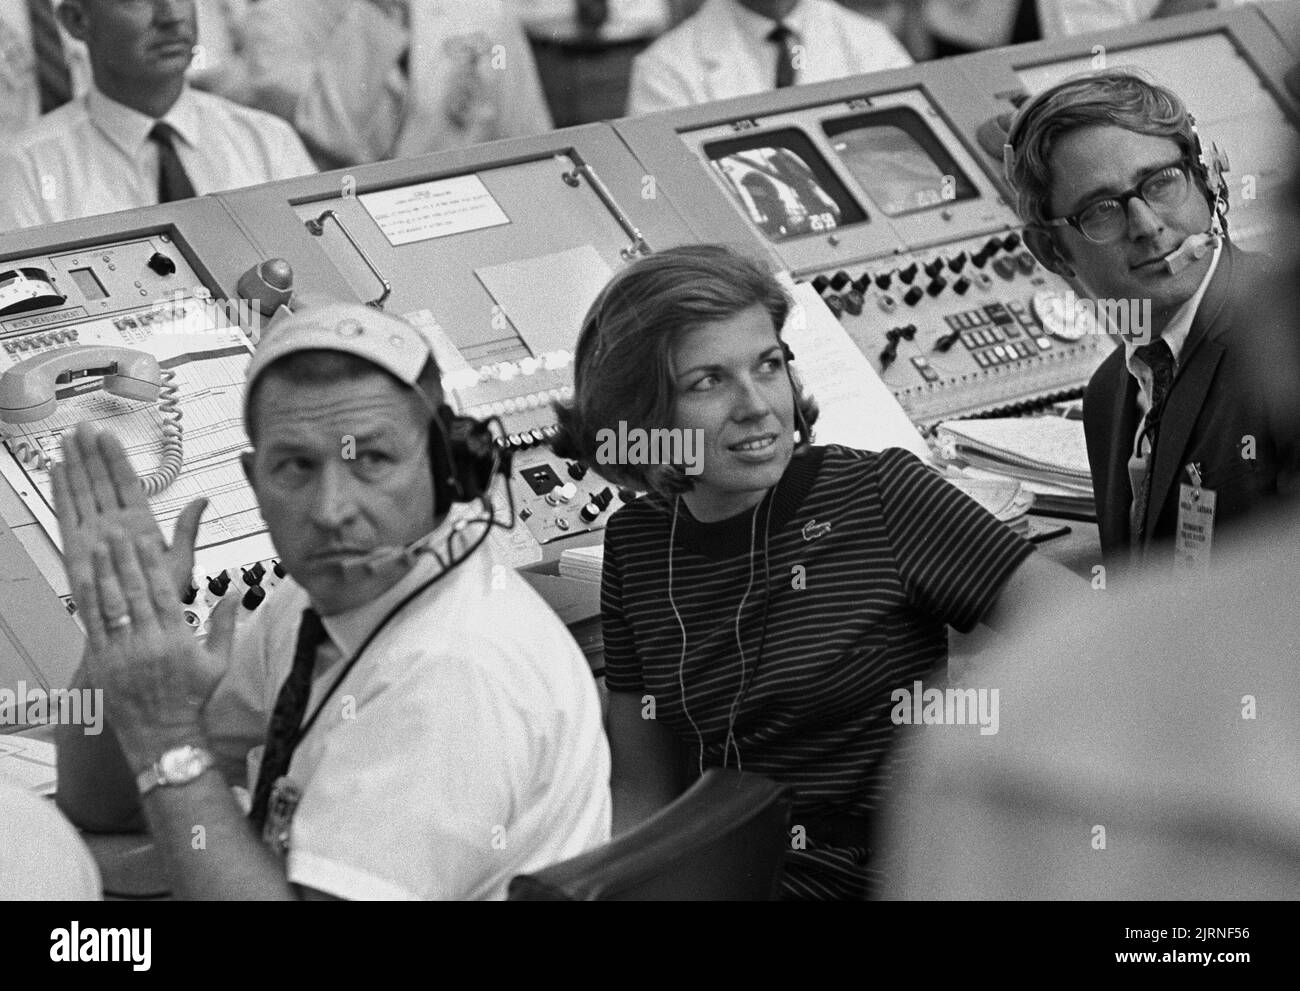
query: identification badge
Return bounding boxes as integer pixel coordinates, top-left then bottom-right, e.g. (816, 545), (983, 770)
(1174, 463), (1215, 574)
(262, 776), (303, 857)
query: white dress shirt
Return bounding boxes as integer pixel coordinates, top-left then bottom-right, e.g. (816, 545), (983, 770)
(204, 512), (612, 901)
(0, 775), (101, 899)
(0, 0), (92, 142)
(1039, 0), (1251, 39)
(0, 83), (316, 232)
(627, 0), (913, 116)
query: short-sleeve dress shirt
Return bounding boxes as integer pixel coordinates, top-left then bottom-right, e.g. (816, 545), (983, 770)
(0, 83), (316, 231)
(205, 525), (611, 900)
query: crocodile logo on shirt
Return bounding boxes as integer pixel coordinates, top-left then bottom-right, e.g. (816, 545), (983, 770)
(801, 518), (832, 541)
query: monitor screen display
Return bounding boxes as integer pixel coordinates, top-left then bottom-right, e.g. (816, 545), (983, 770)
(704, 128), (866, 242)
(825, 107), (977, 217)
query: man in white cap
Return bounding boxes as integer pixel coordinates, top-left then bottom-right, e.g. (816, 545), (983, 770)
(53, 302), (611, 900)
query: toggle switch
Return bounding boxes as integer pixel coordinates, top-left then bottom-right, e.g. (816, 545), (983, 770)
(147, 252), (176, 276)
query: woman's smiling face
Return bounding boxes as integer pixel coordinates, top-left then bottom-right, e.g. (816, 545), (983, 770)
(670, 304), (796, 522)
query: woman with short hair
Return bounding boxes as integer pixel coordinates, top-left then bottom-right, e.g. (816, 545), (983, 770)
(554, 243), (1076, 899)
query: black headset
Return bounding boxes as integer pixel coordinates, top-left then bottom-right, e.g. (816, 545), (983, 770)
(780, 339), (813, 446)
(428, 403), (509, 515)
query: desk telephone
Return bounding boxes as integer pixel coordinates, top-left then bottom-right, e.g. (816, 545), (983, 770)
(0, 345), (184, 496)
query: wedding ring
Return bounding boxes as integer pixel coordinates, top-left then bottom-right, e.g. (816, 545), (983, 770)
(106, 614), (132, 630)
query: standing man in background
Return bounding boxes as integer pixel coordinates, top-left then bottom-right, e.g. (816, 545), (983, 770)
(0, 0), (91, 141)
(626, 0), (912, 116)
(243, 0), (554, 169)
(0, 0), (315, 231)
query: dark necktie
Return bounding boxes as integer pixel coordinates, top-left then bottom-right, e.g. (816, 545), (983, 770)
(149, 121), (197, 203)
(768, 22), (796, 89)
(1131, 338), (1176, 547)
(26, 0), (73, 114)
(248, 608), (330, 831)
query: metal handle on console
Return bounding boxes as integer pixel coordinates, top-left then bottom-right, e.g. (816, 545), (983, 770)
(304, 209), (393, 309)
(560, 159), (651, 262)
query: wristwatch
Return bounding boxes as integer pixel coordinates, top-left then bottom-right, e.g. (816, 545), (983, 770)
(136, 745), (215, 796)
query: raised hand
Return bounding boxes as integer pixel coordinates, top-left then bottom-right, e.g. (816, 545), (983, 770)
(53, 422), (206, 601)
(52, 423), (231, 769)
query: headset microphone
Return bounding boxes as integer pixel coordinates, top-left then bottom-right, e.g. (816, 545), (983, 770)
(1161, 231), (1219, 276)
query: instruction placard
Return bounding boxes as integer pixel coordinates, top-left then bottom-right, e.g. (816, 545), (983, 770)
(360, 175), (510, 246)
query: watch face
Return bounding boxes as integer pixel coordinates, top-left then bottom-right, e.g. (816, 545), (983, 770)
(160, 746), (203, 781)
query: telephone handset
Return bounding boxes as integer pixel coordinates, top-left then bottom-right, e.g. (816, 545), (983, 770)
(0, 345), (184, 496)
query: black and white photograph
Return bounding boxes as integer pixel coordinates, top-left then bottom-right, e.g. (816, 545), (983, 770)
(0, 0), (1296, 971)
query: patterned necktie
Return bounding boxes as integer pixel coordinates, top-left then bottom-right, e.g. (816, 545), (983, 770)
(768, 23), (796, 89)
(248, 608), (330, 831)
(1131, 338), (1176, 547)
(149, 121), (197, 203)
(26, 0), (73, 114)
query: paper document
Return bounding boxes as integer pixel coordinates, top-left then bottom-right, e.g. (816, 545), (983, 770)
(360, 175), (510, 246)
(782, 282), (930, 461)
(476, 245), (613, 358)
(937, 417), (1091, 485)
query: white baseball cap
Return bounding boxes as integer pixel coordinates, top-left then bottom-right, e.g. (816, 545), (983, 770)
(243, 301), (435, 421)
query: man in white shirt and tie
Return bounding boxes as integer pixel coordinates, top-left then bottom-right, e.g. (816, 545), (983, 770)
(0, 0), (315, 232)
(0, 0), (92, 141)
(626, 0), (912, 116)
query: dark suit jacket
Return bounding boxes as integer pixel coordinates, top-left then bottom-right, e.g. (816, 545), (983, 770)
(1082, 243), (1299, 565)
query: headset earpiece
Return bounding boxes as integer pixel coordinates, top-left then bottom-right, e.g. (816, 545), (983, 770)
(779, 338), (811, 445)
(1186, 114), (1230, 235)
(428, 404), (507, 513)
(1023, 225), (1073, 278)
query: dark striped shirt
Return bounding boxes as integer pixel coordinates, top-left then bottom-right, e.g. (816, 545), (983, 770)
(601, 445), (1034, 899)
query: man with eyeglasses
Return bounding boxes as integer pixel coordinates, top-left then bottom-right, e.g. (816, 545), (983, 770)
(1006, 68), (1297, 571)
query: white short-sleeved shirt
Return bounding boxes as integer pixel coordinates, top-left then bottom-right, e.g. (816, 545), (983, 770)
(0, 83), (316, 231)
(0, 776), (101, 899)
(627, 0), (913, 116)
(205, 520), (612, 901)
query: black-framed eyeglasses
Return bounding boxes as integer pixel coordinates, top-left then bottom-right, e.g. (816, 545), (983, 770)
(1045, 158), (1194, 244)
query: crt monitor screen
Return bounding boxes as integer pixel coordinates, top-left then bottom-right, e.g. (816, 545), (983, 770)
(703, 127), (866, 242)
(824, 107), (977, 217)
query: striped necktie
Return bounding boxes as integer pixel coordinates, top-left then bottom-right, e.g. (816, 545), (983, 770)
(1131, 338), (1176, 548)
(149, 121), (198, 203)
(248, 608), (330, 832)
(26, 0), (73, 114)
(768, 22), (796, 89)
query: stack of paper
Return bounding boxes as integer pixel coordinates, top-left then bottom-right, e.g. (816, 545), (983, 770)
(558, 544), (605, 583)
(935, 416), (1095, 517)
